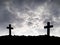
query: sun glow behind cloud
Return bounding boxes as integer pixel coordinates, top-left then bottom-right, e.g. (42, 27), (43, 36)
(5, 1), (48, 36)
(5, 1), (57, 36)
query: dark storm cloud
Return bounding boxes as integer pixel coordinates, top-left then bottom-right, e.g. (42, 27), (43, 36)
(5, 0), (60, 27)
(42, 0), (60, 27)
(12, 0), (47, 5)
(11, 0), (47, 11)
(53, 0), (60, 4)
(0, 0), (60, 32)
(7, 0), (47, 26)
(0, 0), (48, 30)
(0, 0), (16, 30)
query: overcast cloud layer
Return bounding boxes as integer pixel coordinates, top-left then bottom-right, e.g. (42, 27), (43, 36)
(0, 0), (60, 36)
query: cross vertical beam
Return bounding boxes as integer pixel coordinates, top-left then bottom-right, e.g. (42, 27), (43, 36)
(7, 24), (13, 36)
(44, 22), (53, 36)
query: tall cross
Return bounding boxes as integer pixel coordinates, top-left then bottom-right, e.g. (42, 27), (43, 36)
(7, 24), (13, 36)
(44, 22), (53, 36)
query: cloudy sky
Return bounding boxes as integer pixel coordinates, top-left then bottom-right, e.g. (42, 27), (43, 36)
(0, 0), (60, 37)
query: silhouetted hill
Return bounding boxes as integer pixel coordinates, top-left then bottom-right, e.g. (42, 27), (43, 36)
(0, 35), (60, 41)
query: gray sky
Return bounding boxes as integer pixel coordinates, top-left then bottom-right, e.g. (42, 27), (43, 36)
(0, 0), (60, 36)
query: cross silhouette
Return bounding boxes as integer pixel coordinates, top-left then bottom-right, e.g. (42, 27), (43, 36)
(44, 22), (53, 36)
(7, 24), (13, 36)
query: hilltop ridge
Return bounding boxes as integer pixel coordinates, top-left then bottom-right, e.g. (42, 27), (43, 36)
(0, 35), (60, 41)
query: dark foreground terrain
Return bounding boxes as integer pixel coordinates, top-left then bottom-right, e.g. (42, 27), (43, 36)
(0, 35), (60, 41)
(0, 35), (60, 44)
(0, 36), (59, 45)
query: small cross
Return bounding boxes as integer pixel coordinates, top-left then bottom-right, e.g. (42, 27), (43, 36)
(44, 22), (53, 36)
(7, 24), (13, 36)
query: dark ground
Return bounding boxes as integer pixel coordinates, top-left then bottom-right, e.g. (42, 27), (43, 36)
(0, 35), (60, 40)
(0, 35), (60, 44)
